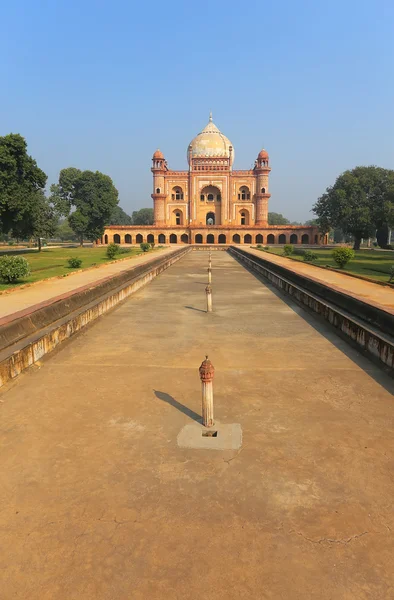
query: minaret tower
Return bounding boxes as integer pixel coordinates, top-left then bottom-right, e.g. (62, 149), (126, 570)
(254, 149), (271, 226)
(151, 149), (167, 226)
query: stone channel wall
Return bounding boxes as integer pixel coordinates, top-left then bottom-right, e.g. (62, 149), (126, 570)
(230, 247), (394, 374)
(0, 247), (191, 388)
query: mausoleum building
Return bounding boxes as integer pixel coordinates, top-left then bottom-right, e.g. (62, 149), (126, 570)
(101, 115), (321, 246)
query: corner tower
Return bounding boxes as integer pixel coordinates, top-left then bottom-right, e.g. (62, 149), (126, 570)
(151, 149), (167, 226)
(254, 149), (271, 226)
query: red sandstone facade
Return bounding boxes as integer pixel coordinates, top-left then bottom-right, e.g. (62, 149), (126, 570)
(101, 115), (323, 246)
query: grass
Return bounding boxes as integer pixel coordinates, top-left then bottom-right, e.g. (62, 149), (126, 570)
(0, 246), (146, 291)
(256, 247), (394, 284)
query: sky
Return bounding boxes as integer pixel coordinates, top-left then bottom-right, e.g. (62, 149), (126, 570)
(1, 0), (393, 222)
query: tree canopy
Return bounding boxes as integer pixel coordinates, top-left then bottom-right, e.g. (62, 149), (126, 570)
(268, 212), (290, 225)
(0, 133), (48, 239)
(313, 166), (394, 249)
(50, 168), (119, 243)
(131, 208), (154, 225)
(108, 205), (132, 225)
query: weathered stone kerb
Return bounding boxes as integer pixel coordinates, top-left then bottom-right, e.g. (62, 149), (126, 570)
(230, 246), (394, 374)
(0, 247), (190, 387)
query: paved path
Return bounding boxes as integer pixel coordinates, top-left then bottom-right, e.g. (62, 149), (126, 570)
(246, 247), (394, 313)
(0, 247), (177, 321)
(0, 252), (393, 600)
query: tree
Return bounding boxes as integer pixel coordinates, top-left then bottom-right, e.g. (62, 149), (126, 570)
(50, 168), (119, 245)
(268, 212), (290, 225)
(108, 205), (132, 225)
(0, 134), (47, 236)
(56, 219), (78, 242)
(313, 166), (394, 250)
(131, 208), (154, 225)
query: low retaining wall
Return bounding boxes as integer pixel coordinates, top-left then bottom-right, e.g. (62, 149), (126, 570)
(0, 247), (190, 388)
(230, 247), (394, 374)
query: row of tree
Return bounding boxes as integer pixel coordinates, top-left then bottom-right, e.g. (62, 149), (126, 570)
(313, 166), (394, 249)
(0, 134), (120, 248)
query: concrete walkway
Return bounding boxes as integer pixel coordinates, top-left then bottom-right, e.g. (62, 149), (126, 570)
(0, 247), (177, 321)
(0, 252), (393, 600)
(245, 247), (394, 313)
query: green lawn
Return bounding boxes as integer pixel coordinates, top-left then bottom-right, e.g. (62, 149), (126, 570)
(0, 246), (146, 291)
(256, 247), (394, 284)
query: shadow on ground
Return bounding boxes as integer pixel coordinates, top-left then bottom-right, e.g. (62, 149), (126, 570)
(154, 390), (201, 422)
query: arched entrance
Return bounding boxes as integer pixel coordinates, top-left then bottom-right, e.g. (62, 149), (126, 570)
(104, 234), (108, 244)
(125, 234), (132, 244)
(233, 234), (240, 243)
(301, 234), (309, 244)
(158, 234), (166, 244)
(244, 234), (252, 244)
(206, 212), (215, 226)
(113, 234), (121, 244)
(195, 234), (203, 244)
(314, 234), (318, 244)
(181, 234), (189, 244)
(147, 234), (154, 244)
(256, 234), (263, 244)
(267, 234), (275, 244)
(170, 234), (177, 244)
(218, 234), (226, 244)
(136, 234), (143, 244)
(290, 234), (298, 244)
(207, 234), (215, 244)
(278, 234), (286, 244)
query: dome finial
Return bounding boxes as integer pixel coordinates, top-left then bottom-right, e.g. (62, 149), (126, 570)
(209, 111), (212, 122)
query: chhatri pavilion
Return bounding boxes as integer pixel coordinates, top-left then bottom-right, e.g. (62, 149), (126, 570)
(101, 114), (321, 246)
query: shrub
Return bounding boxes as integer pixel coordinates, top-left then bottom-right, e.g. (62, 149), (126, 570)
(67, 257), (82, 269)
(140, 242), (151, 252)
(332, 247), (355, 268)
(256, 244), (263, 249)
(389, 266), (394, 283)
(0, 256), (30, 283)
(303, 250), (318, 262)
(264, 246), (270, 251)
(150, 242), (155, 249)
(8, 241), (14, 246)
(283, 244), (294, 256)
(119, 247), (130, 254)
(106, 243), (120, 259)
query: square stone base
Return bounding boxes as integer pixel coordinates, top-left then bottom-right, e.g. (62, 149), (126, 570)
(177, 420), (242, 450)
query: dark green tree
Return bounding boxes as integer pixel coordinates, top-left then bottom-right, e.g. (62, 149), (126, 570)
(268, 212), (290, 225)
(313, 166), (394, 250)
(0, 134), (47, 236)
(108, 205), (132, 225)
(50, 168), (119, 245)
(131, 208), (154, 225)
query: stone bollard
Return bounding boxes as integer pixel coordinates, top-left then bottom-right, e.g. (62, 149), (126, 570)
(205, 284), (212, 312)
(199, 355), (215, 427)
(208, 253), (212, 269)
(208, 266), (212, 283)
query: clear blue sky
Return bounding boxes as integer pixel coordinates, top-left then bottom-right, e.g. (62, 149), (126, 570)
(1, 0), (393, 222)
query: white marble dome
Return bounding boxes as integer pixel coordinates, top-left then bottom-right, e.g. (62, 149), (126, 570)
(188, 114), (234, 165)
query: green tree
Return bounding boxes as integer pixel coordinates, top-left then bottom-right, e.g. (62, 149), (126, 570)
(56, 219), (78, 242)
(50, 168), (119, 245)
(313, 166), (394, 250)
(108, 205), (132, 225)
(0, 134), (47, 236)
(268, 212), (290, 225)
(131, 208), (154, 225)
